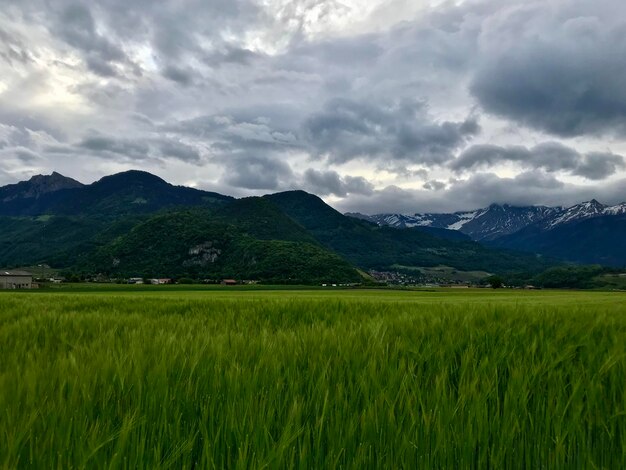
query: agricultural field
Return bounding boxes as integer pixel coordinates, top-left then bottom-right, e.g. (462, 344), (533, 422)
(1, 287), (625, 468)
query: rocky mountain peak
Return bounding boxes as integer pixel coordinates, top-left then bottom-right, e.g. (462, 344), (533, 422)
(0, 172), (84, 202)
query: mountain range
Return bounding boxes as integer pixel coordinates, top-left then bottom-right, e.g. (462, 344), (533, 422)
(0, 171), (556, 282)
(0, 170), (232, 217)
(349, 200), (626, 267)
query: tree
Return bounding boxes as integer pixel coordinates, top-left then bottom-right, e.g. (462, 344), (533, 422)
(487, 275), (504, 289)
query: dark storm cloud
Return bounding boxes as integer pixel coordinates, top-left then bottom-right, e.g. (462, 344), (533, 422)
(303, 169), (374, 197)
(451, 142), (625, 180)
(471, 0), (626, 137)
(304, 98), (480, 166)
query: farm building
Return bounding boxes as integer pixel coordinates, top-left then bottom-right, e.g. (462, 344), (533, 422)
(0, 271), (33, 289)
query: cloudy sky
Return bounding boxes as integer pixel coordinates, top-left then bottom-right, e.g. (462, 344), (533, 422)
(1, 0), (626, 213)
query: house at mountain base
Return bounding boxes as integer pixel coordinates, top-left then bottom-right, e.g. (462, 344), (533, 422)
(0, 271), (33, 289)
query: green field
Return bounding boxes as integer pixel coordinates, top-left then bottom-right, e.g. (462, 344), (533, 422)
(1, 288), (625, 468)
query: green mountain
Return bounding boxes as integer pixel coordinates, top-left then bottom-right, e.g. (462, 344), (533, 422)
(265, 191), (552, 273)
(0, 214), (148, 268)
(0, 171), (559, 282)
(211, 197), (318, 244)
(81, 208), (361, 283)
(0, 170), (232, 217)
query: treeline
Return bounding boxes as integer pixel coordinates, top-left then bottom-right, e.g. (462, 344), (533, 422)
(501, 265), (625, 289)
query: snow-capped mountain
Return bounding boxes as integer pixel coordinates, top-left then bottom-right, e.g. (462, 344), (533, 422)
(351, 200), (626, 241)
(545, 200), (626, 228)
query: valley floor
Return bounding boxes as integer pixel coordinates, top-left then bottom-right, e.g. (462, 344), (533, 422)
(1, 288), (625, 468)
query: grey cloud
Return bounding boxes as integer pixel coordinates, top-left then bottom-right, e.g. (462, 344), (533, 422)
(0, 146), (41, 165)
(158, 140), (200, 162)
(573, 152), (626, 180)
(285, 33), (384, 71)
(55, 3), (132, 77)
(72, 134), (203, 164)
(451, 144), (531, 170)
(170, 96), (478, 176)
(471, 0), (626, 137)
(170, 113), (300, 158)
(14, 148), (41, 163)
(451, 142), (625, 180)
(304, 98), (480, 166)
(11, 0), (262, 82)
(343, 176), (375, 196)
(162, 65), (195, 86)
(0, 124), (61, 161)
(0, 28), (34, 66)
(444, 171), (569, 208)
(335, 170), (625, 215)
(203, 46), (262, 67)
(303, 169), (374, 197)
(223, 155), (294, 190)
(79, 135), (150, 159)
(423, 180), (446, 191)
(2, 0), (626, 210)
(0, 168), (10, 185)
(0, 111), (66, 143)
(147, 0), (258, 59)
(85, 57), (118, 77)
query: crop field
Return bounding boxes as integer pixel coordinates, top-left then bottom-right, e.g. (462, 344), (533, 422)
(1, 287), (625, 468)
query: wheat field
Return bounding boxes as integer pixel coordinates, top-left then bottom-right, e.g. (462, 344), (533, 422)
(1, 288), (625, 468)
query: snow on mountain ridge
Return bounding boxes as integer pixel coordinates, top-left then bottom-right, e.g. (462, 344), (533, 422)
(547, 200), (606, 227)
(446, 210), (482, 230)
(603, 202), (626, 216)
(354, 200), (626, 242)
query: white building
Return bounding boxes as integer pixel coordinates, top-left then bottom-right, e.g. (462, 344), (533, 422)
(0, 271), (33, 289)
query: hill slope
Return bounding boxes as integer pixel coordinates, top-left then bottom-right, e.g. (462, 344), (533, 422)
(0, 214), (147, 267)
(266, 191), (552, 273)
(491, 215), (626, 267)
(82, 209), (361, 283)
